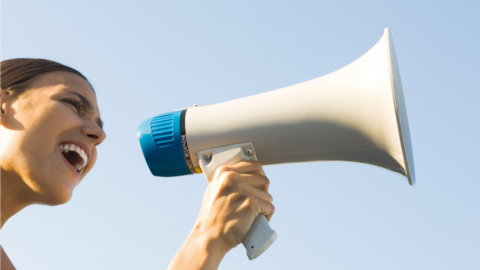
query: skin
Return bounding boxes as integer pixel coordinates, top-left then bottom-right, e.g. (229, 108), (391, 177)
(167, 161), (274, 269)
(1, 71), (106, 269)
(0, 71), (275, 270)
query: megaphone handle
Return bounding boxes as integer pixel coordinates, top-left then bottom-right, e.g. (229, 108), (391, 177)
(198, 143), (277, 260)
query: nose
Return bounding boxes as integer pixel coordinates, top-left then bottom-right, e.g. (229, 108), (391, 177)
(82, 120), (106, 145)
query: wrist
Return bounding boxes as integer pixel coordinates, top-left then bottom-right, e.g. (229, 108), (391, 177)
(167, 224), (230, 270)
(188, 224), (230, 263)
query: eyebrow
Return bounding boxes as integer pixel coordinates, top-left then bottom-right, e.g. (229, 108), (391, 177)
(67, 91), (104, 129)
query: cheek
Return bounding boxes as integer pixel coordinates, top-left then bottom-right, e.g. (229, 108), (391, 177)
(12, 105), (81, 185)
(16, 105), (73, 147)
(17, 122), (61, 165)
(5, 126), (56, 178)
(21, 105), (82, 156)
(31, 105), (77, 130)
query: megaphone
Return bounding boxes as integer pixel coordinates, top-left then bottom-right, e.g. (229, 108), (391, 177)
(137, 28), (415, 260)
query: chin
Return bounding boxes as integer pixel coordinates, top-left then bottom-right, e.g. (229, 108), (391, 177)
(40, 186), (74, 206)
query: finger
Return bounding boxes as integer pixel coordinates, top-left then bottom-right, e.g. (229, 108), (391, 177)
(226, 160), (266, 176)
(213, 161), (265, 185)
(264, 207), (275, 222)
(256, 197), (275, 222)
(238, 173), (270, 193)
(239, 197), (275, 222)
(215, 172), (272, 204)
(239, 179), (273, 203)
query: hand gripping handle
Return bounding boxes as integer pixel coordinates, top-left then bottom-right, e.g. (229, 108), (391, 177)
(198, 142), (277, 260)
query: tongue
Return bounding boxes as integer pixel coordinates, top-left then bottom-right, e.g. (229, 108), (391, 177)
(63, 151), (82, 167)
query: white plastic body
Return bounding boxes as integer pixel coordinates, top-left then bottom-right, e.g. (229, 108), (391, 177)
(185, 28), (414, 185)
(198, 143), (277, 260)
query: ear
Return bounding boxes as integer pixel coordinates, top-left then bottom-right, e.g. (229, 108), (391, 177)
(1, 88), (10, 126)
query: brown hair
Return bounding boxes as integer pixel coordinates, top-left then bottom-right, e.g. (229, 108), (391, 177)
(1, 58), (92, 97)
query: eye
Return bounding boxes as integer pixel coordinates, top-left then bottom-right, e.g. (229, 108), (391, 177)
(63, 98), (84, 114)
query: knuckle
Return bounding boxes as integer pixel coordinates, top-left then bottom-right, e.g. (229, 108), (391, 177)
(263, 202), (275, 216)
(261, 176), (270, 188)
(249, 160), (261, 166)
(244, 197), (256, 209)
(233, 181), (246, 195)
(223, 171), (239, 184)
(253, 175), (270, 191)
(270, 203), (276, 214)
(224, 170), (238, 178)
(216, 165), (230, 175)
(226, 192), (240, 203)
(266, 192), (273, 203)
(219, 172), (241, 194)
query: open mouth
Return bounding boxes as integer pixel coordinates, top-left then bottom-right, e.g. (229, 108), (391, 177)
(60, 143), (88, 172)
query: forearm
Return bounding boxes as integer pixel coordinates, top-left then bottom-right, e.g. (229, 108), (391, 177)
(167, 227), (228, 270)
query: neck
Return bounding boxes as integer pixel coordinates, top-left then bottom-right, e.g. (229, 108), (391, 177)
(1, 168), (33, 229)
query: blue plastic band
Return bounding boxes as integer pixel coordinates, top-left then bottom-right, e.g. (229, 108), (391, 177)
(137, 110), (192, 177)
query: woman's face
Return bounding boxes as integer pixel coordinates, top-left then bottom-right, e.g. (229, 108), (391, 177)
(0, 71), (106, 205)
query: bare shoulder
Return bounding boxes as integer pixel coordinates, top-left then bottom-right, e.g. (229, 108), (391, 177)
(1, 246), (16, 270)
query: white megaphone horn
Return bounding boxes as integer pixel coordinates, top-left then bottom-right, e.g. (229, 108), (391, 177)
(137, 28), (415, 260)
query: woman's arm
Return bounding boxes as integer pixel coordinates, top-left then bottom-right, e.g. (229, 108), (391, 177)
(167, 161), (275, 270)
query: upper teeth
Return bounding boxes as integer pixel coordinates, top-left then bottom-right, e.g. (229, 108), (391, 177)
(60, 143), (88, 171)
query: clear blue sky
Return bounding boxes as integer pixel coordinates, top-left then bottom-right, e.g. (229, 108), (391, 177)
(2, 1), (479, 269)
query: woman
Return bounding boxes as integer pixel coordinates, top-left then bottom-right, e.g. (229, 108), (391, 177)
(0, 59), (275, 270)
